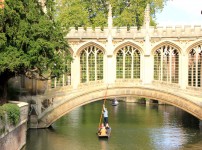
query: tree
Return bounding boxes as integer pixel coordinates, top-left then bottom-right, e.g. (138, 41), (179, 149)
(0, 0), (72, 103)
(55, 0), (168, 30)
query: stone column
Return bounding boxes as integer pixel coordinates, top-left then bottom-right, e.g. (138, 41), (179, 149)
(142, 4), (153, 84)
(180, 53), (188, 89)
(144, 4), (150, 56)
(105, 4), (115, 84)
(106, 55), (114, 84)
(71, 55), (80, 89)
(142, 55), (153, 84)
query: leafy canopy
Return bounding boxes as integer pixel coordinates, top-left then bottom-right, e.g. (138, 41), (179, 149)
(0, 0), (71, 80)
(55, 0), (168, 29)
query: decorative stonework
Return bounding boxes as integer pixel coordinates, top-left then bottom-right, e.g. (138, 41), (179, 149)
(41, 98), (54, 113)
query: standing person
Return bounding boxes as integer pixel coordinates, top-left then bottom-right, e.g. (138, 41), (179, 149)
(103, 105), (108, 126)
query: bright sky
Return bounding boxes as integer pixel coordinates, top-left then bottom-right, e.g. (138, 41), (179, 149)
(156, 0), (202, 26)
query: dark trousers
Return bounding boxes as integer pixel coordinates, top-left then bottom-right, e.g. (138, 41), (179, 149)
(104, 117), (108, 126)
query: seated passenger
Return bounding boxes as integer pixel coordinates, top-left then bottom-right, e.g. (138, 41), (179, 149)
(98, 123), (106, 135)
(99, 127), (107, 135)
(105, 123), (110, 134)
(105, 123), (110, 129)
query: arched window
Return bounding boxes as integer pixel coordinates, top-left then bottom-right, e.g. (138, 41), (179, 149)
(80, 45), (104, 83)
(154, 45), (179, 83)
(188, 45), (202, 87)
(116, 45), (140, 79)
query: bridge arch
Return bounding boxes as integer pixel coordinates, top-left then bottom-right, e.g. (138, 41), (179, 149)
(37, 86), (202, 128)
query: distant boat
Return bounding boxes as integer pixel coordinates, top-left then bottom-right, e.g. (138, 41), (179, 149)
(112, 99), (119, 106)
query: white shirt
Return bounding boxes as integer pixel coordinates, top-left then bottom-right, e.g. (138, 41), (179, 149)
(103, 108), (108, 118)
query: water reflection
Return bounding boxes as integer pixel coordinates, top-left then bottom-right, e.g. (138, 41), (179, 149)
(99, 139), (109, 150)
(23, 101), (202, 150)
(67, 107), (82, 129)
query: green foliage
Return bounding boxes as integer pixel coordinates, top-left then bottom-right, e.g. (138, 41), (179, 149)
(55, 0), (168, 29)
(0, 103), (20, 135)
(0, 0), (72, 100)
(0, 106), (6, 124)
(0, 106), (6, 134)
(56, 0), (89, 29)
(0, 0), (71, 79)
(0, 104), (20, 135)
(3, 103), (20, 125)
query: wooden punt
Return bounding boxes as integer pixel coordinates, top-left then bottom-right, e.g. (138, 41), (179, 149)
(97, 127), (111, 138)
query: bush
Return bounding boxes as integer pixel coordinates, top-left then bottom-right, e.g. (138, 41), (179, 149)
(3, 104), (20, 126)
(0, 106), (5, 122)
(0, 106), (6, 134)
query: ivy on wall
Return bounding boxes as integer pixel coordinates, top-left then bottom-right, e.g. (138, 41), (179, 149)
(0, 103), (20, 135)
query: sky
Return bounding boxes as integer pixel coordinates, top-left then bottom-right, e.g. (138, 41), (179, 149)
(156, 0), (202, 26)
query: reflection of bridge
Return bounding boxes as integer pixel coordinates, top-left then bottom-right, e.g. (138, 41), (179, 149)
(26, 5), (202, 128)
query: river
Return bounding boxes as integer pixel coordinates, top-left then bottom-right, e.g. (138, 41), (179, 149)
(23, 101), (202, 150)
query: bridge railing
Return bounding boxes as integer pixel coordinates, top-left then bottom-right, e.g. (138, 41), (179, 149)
(47, 78), (202, 97)
(78, 80), (105, 89)
(50, 75), (71, 88)
(185, 86), (202, 97)
(152, 80), (180, 88)
(152, 80), (202, 97)
(115, 79), (142, 86)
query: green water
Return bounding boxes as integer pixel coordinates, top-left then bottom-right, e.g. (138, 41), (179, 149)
(23, 101), (202, 150)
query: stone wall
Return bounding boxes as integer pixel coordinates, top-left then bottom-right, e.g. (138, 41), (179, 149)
(0, 101), (29, 150)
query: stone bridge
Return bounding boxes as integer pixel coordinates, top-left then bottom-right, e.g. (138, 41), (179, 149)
(21, 5), (202, 128)
(26, 80), (202, 128)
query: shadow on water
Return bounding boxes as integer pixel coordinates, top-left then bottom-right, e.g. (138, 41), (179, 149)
(48, 125), (56, 132)
(181, 112), (200, 129)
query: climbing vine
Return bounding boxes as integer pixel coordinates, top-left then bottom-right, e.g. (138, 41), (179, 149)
(0, 103), (20, 135)
(0, 106), (6, 134)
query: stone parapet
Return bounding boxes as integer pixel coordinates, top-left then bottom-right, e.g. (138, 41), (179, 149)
(150, 25), (202, 37)
(0, 101), (29, 150)
(65, 25), (202, 40)
(65, 27), (145, 40)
